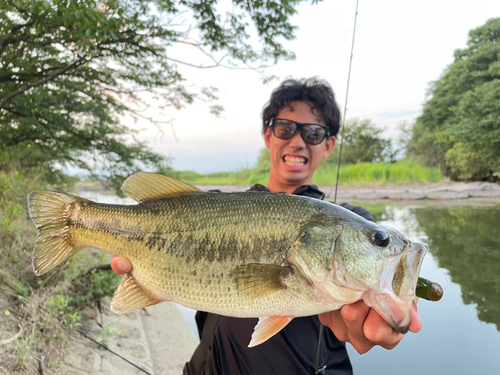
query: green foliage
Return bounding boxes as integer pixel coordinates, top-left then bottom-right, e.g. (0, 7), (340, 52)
(0, 172), (25, 237)
(47, 295), (82, 328)
(410, 17), (500, 180)
(446, 79), (500, 178)
(49, 251), (121, 307)
(0, 169), (47, 240)
(48, 294), (70, 313)
(95, 322), (116, 347)
(14, 323), (37, 371)
(156, 158), (442, 186)
(254, 148), (271, 174)
(160, 167), (256, 185)
(247, 148), (271, 185)
(339, 119), (391, 164)
(65, 311), (82, 330)
(413, 206), (500, 330)
(312, 159), (443, 185)
(0, 0), (319, 189)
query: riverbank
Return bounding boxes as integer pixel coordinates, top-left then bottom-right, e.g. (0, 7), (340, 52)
(74, 179), (500, 202)
(192, 180), (500, 202)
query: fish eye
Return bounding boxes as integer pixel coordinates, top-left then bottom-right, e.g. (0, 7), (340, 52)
(373, 230), (390, 247)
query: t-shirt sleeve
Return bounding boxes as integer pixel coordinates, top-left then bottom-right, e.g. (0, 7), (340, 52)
(339, 202), (374, 222)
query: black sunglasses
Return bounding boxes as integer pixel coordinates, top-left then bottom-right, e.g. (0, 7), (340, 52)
(269, 118), (330, 145)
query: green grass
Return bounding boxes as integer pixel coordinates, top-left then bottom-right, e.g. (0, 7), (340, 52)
(312, 159), (443, 185)
(161, 167), (269, 186)
(161, 159), (442, 186)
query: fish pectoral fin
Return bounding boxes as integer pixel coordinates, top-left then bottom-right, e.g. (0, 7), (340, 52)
(121, 173), (202, 203)
(110, 273), (164, 314)
(232, 264), (293, 298)
(249, 316), (293, 347)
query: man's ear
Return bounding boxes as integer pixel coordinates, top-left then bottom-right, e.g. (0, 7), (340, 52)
(323, 136), (336, 158)
(264, 127), (272, 149)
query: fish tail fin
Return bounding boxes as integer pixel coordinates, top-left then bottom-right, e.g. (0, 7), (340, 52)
(28, 191), (88, 276)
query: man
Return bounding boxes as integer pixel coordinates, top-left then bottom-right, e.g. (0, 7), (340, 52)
(111, 78), (421, 374)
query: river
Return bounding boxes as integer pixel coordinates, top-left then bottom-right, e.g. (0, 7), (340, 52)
(76, 190), (500, 375)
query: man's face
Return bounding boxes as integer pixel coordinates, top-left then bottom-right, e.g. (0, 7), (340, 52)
(264, 101), (335, 190)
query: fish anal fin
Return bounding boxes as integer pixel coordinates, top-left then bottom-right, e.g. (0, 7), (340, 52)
(249, 316), (294, 347)
(110, 273), (164, 314)
(121, 173), (202, 203)
(232, 264), (293, 298)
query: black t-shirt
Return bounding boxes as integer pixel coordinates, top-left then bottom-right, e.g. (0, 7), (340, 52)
(184, 185), (373, 375)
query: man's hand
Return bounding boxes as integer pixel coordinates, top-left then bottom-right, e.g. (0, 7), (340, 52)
(111, 255), (133, 274)
(318, 299), (421, 354)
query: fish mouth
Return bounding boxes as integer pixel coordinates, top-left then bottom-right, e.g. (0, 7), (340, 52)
(367, 241), (428, 334)
(283, 155), (308, 167)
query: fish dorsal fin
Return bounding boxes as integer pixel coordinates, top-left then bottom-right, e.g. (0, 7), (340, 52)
(122, 172), (202, 203)
(110, 273), (164, 314)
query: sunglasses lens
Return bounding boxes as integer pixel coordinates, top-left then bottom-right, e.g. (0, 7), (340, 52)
(271, 119), (327, 145)
(303, 125), (326, 145)
(273, 120), (297, 139)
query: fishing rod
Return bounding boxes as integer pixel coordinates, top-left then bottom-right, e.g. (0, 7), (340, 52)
(332, 0), (360, 206)
(315, 1), (360, 373)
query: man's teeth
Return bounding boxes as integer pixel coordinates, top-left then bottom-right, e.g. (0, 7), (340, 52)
(284, 156), (307, 166)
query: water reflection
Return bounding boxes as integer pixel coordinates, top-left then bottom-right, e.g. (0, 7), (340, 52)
(412, 206), (500, 331)
(346, 202), (500, 375)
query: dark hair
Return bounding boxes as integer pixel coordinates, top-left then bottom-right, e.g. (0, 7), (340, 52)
(262, 77), (341, 137)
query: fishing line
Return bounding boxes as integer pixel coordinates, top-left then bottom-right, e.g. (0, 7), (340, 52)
(316, 1), (360, 373)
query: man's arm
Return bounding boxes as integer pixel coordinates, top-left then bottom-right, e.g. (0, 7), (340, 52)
(110, 255), (422, 354)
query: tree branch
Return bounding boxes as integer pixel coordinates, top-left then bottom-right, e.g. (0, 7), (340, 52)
(0, 19), (36, 55)
(0, 58), (86, 108)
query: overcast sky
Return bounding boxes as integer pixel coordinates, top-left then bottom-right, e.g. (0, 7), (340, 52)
(124, 0), (500, 173)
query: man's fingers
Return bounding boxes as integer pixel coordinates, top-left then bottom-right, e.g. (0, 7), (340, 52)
(340, 301), (373, 354)
(318, 310), (348, 342)
(408, 300), (422, 334)
(363, 308), (402, 350)
(340, 301), (370, 335)
(111, 255), (132, 274)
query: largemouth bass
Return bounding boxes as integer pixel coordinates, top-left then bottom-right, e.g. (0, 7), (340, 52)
(28, 173), (427, 347)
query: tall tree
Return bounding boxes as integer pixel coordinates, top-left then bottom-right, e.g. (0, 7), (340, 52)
(0, 0), (319, 187)
(409, 17), (500, 180)
(338, 118), (390, 164)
